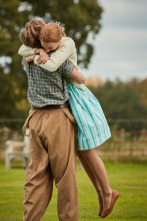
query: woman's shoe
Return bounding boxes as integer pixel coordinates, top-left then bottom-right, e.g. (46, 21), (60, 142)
(101, 190), (119, 218)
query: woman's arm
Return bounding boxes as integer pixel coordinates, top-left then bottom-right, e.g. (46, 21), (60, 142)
(40, 37), (76, 72)
(18, 44), (36, 56)
(18, 37), (76, 72)
(19, 38), (86, 84)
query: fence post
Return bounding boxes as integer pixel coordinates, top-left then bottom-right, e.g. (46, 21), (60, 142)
(120, 128), (125, 142)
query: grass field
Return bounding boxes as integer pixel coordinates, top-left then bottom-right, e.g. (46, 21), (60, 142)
(0, 161), (147, 221)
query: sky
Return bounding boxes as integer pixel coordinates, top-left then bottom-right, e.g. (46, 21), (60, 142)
(82, 0), (147, 81)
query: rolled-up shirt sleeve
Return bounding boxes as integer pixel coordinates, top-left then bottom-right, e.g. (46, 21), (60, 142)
(22, 57), (29, 71)
(58, 59), (74, 80)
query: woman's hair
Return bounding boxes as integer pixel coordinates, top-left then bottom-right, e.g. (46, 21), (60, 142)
(19, 18), (46, 48)
(39, 22), (66, 43)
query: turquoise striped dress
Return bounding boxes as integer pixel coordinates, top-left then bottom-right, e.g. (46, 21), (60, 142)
(68, 82), (111, 151)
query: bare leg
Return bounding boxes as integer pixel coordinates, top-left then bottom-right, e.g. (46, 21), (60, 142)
(80, 149), (112, 211)
(77, 151), (103, 215)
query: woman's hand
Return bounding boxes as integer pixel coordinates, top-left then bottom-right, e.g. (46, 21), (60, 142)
(25, 55), (35, 67)
(34, 48), (50, 64)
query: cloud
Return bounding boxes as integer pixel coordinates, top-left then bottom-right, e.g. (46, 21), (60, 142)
(82, 0), (147, 81)
(99, 0), (147, 29)
(83, 27), (147, 80)
(94, 28), (147, 62)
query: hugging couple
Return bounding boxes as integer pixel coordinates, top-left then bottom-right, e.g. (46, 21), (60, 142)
(19, 18), (119, 221)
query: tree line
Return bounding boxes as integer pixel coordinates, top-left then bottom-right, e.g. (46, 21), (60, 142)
(0, 0), (146, 131)
(88, 79), (147, 131)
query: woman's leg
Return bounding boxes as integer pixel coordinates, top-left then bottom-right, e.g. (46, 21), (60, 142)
(77, 151), (103, 215)
(80, 149), (112, 211)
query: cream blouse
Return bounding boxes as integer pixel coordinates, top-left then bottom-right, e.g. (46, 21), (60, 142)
(18, 37), (84, 90)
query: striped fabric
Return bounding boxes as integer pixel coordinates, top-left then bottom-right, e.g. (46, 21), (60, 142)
(68, 83), (111, 150)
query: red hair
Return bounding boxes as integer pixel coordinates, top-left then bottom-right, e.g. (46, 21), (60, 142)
(39, 23), (66, 43)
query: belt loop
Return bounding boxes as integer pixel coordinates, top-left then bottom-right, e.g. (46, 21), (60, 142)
(22, 116), (30, 136)
(22, 110), (37, 136)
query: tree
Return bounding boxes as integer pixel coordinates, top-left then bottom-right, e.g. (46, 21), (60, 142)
(88, 81), (147, 131)
(0, 0), (30, 129)
(0, 0), (103, 128)
(129, 78), (147, 104)
(19, 0), (103, 68)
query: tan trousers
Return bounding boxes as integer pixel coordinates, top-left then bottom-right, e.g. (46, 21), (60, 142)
(23, 108), (79, 221)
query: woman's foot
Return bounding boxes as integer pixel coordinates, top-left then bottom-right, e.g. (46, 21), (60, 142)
(102, 190), (112, 212)
(98, 191), (103, 216)
(101, 190), (119, 218)
(99, 207), (103, 217)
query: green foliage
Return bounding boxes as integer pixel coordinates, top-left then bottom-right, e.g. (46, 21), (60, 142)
(19, 0), (103, 67)
(0, 0), (30, 128)
(129, 78), (147, 104)
(88, 80), (147, 130)
(0, 0), (103, 127)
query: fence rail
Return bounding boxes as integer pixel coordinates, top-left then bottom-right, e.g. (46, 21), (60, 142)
(0, 118), (147, 123)
(0, 125), (147, 162)
(0, 119), (25, 123)
(108, 119), (147, 123)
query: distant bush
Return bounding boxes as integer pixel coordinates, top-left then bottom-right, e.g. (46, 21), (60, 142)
(88, 80), (147, 131)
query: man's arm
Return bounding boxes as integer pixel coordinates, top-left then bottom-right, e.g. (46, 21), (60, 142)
(69, 68), (86, 84)
(59, 60), (86, 85)
(22, 56), (29, 71)
(58, 60), (75, 81)
(25, 55), (85, 84)
(19, 38), (86, 85)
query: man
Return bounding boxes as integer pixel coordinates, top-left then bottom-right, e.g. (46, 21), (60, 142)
(22, 55), (79, 221)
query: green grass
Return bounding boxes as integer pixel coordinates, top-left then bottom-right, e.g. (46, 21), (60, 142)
(0, 161), (147, 221)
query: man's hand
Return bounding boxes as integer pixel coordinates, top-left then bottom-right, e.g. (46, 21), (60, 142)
(34, 48), (50, 65)
(25, 55), (35, 67)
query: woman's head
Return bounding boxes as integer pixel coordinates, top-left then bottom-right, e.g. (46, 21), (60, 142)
(39, 23), (66, 52)
(20, 18), (46, 48)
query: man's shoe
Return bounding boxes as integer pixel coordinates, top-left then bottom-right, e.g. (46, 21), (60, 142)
(101, 190), (119, 218)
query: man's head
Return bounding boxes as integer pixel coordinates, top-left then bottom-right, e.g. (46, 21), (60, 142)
(20, 18), (46, 48)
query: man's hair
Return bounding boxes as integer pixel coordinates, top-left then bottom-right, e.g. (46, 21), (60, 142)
(19, 18), (46, 48)
(39, 22), (66, 43)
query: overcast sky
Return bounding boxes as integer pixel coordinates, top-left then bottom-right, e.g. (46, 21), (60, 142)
(82, 0), (147, 81)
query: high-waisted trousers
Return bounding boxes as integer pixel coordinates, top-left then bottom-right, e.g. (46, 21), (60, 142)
(23, 107), (79, 221)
